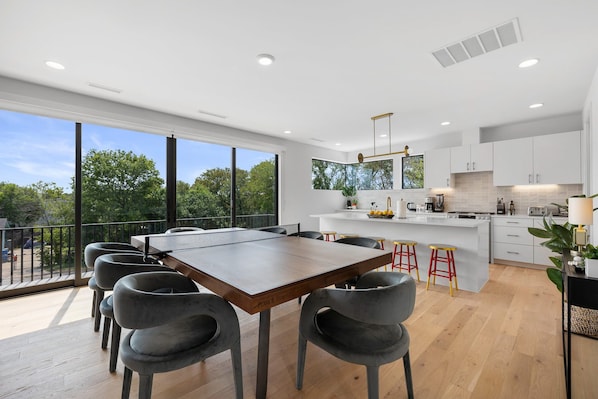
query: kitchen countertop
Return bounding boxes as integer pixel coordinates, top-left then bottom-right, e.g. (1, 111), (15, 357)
(312, 212), (487, 228)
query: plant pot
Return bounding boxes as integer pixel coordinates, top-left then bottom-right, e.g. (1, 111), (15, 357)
(585, 258), (598, 278)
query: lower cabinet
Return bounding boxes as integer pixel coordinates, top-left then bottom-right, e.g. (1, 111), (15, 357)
(492, 216), (568, 266)
(493, 217), (533, 263)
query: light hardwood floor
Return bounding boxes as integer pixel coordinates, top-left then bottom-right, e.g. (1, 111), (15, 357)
(1, 264), (597, 398)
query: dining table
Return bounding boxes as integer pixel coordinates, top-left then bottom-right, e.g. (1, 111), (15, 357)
(131, 228), (391, 398)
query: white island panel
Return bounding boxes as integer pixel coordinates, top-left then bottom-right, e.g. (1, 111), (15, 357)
(312, 212), (490, 293)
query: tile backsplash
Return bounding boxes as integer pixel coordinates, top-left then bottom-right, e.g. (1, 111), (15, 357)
(357, 171), (583, 215)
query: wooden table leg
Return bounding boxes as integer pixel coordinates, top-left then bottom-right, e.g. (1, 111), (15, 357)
(256, 309), (271, 399)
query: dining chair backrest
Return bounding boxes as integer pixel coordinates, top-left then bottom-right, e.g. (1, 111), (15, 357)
(288, 231), (324, 240)
(334, 236), (381, 249)
(164, 226), (204, 234)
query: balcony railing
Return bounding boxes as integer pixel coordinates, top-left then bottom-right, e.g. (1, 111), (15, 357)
(1, 214), (275, 293)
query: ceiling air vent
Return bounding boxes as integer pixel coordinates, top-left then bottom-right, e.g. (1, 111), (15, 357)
(432, 18), (522, 68)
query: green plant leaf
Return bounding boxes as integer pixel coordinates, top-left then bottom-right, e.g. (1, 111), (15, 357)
(546, 267), (563, 293)
(528, 227), (552, 239)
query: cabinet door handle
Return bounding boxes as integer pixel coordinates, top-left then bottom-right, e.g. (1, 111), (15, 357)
(466, 162), (470, 171)
(506, 221), (520, 224)
(446, 178), (450, 187)
(472, 161), (476, 170)
(528, 174), (533, 183)
(507, 234), (520, 237)
(536, 173), (540, 183)
(507, 251), (520, 255)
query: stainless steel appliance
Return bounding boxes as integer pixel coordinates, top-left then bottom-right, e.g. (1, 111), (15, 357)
(434, 194), (444, 212)
(527, 206), (548, 216)
(425, 197), (434, 212)
(447, 211), (493, 220)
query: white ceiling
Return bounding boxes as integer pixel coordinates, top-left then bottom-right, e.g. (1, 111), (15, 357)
(1, 0), (598, 152)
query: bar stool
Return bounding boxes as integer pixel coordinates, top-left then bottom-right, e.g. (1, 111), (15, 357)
(391, 240), (420, 281)
(367, 236), (387, 271)
(321, 231), (337, 241)
(339, 233), (359, 239)
(427, 243), (458, 296)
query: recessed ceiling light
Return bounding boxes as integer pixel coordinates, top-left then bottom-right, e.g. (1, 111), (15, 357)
(529, 103), (544, 109)
(380, 134), (387, 138)
(45, 60), (65, 70)
(257, 54), (275, 66)
(441, 121), (451, 126)
(283, 130), (291, 134)
(335, 143), (341, 146)
(518, 58), (539, 68)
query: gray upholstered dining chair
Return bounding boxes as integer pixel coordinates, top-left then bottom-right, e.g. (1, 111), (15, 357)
(113, 271), (244, 399)
(259, 226), (287, 234)
(288, 231), (324, 240)
(164, 226), (204, 234)
(85, 242), (142, 332)
(296, 271), (416, 399)
(94, 253), (174, 372)
(333, 236), (381, 289)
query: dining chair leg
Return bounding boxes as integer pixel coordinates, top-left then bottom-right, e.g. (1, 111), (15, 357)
(94, 291), (104, 332)
(296, 334), (307, 389)
(139, 374), (153, 399)
(403, 351), (414, 399)
(122, 367), (133, 399)
(366, 365), (379, 399)
(91, 290), (96, 317)
(109, 323), (122, 372)
(231, 341), (244, 399)
(101, 317), (111, 349)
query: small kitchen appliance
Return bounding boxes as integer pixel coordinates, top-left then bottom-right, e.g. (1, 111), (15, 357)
(527, 206), (547, 217)
(434, 194), (445, 212)
(424, 197), (434, 212)
(496, 198), (506, 215)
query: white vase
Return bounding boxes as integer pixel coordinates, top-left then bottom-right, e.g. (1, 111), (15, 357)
(585, 258), (598, 278)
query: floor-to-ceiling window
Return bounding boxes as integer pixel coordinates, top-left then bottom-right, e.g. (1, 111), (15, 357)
(0, 108), (280, 296)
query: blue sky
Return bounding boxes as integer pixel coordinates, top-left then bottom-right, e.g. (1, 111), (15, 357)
(0, 109), (273, 192)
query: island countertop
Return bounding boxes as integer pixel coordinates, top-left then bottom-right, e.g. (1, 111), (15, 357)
(312, 212), (490, 293)
(311, 212), (488, 228)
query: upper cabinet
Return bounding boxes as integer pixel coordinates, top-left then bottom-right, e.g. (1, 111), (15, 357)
(450, 142), (493, 173)
(493, 131), (581, 186)
(424, 148), (452, 188)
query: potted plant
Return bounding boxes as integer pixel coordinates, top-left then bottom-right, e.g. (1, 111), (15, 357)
(528, 217), (576, 292)
(341, 185), (357, 208)
(582, 243), (598, 276)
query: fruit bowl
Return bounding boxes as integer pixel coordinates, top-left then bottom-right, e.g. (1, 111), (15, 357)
(367, 213), (395, 219)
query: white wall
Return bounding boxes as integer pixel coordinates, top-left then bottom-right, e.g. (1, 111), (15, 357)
(583, 65), (598, 244)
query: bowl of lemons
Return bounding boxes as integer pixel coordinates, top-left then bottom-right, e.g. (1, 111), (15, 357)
(367, 209), (395, 219)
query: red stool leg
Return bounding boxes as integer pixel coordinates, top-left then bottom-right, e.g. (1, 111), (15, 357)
(412, 246), (420, 281)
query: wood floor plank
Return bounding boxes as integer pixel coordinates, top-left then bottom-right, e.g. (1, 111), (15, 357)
(2, 264), (598, 398)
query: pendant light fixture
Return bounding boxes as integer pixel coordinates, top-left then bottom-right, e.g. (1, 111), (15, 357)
(357, 112), (409, 163)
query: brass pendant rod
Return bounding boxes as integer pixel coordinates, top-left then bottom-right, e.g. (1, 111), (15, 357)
(357, 145), (409, 163)
(370, 112), (394, 120)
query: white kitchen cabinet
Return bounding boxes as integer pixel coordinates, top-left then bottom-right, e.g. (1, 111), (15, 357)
(424, 148), (452, 188)
(450, 143), (493, 173)
(493, 131), (581, 186)
(492, 217), (534, 263)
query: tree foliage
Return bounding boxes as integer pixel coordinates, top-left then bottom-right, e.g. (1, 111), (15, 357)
(80, 149), (165, 223)
(0, 182), (43, 226)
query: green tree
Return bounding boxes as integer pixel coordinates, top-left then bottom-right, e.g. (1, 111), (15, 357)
(30, 181), (74, 225)
(193, 168), (232, 214)
(80, 149), (164, 223)
(0, 182), (43, 226)
(177, 180), (226, 221)
(243, 160), (275, 214)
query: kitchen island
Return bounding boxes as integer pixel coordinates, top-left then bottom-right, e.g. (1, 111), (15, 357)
(312, 212), (490, 292)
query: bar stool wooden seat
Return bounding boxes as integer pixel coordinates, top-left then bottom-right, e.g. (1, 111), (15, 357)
(338, 233), (359, 239)
(391, 240), (420, 281)
(321, 231), (337, 241)
(427, 243), (458, 296)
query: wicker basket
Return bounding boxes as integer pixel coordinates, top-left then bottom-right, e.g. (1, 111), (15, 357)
(564, 304), (598, 338)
